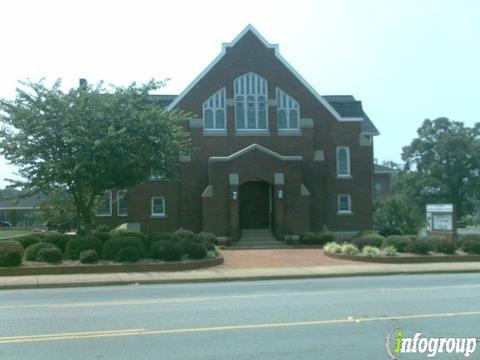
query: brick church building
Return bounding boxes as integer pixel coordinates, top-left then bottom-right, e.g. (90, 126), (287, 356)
(96, 25), (380, 243)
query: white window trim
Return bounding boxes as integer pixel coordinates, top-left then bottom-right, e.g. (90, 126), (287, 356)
(117, 190), (128, 217)
(336, 146), (351, 177)
(337, 194), (353, 215)
(95, 191), (112, 217)
(151, 196), (166, 217)
(276, 87), (300, 130)
(234, 72), (268, 130)
(203, 87), (227, 130)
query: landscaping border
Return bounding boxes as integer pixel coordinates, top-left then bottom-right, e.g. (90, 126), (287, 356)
(0, 256), (224, 276)
(325, 251), (480, 263)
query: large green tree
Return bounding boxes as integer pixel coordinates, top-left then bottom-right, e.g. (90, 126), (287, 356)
(402, 117), (480, 217)
(0, 79), (190, 232)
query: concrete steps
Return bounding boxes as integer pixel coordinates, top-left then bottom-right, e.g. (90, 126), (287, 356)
(229, 229), (291, 249)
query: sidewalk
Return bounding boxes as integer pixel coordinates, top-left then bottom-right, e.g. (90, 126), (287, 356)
(2, 260), (480, 290)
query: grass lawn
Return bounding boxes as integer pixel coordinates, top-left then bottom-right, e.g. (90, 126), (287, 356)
(0, 230), (34, 240)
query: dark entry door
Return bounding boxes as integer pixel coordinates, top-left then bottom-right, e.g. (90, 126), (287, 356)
(240, 181), (270, 229)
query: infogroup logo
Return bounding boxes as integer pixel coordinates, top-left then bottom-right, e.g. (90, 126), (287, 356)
(385, 328), (478, 359)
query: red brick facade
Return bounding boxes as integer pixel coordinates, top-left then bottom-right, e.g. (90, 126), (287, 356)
(96, 26), (379, 241)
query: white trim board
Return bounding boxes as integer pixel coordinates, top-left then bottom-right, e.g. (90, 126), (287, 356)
(166, 24), (363, 123)
(209, 143), (303, 162)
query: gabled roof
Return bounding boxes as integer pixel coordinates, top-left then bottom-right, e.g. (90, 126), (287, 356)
(0, 194), (45, 210)
(209, 143), (303, 162)
(166, 25), (363, 122)
(374, 164), (397, 174)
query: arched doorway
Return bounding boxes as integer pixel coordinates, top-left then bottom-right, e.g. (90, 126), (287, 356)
(239, 180), (272, 229)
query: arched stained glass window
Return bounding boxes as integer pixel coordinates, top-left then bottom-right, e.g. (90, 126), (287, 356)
(234, 73), (268, 130)
(203, 88), (226, 129)
(276, 88), (300, 130)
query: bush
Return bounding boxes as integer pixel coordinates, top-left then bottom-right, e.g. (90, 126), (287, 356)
(383, 235), (412, 252)
(352, 234), (385, 249)
(378, 227), (404, 237)
(93, 229), (110, 243)
(194, 232), (218, 245)
(340, 243), (359, 255)
(362, 245), (381, 257)
(149, 233), (174, 244)
(40, 233), (72, 252)
(102, 236), (147, 260)
(64, 236), (103, 260)
(461, 238), (480, 255)
(324, 242), (342, 254)
(95, 225), (112, 233)
(25, 242), (59, 261)
(173, 228), (195, 242)
(36, 247), (63, 263)
(458, 234), (480, 245)
(300, 231), (336, 246)
(115, 246), (141, 263)
(355, 230), (379, 237)
(186, 242), (207, 260)
(15, 235), (42, 249)
(149, 240), (183, 261)
(382, 245), (397, 256)
(410, 238), (433, 255)
(435, 239), (456, 254)
(79, 250), (99, 264)
(0, 241), (24, 267)
(115, 231), (148, 247)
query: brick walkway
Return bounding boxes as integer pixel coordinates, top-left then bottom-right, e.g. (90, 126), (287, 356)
(220, 249), (361, 269)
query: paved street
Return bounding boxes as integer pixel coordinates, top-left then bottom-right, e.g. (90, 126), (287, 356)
(1, 274), (480, 359)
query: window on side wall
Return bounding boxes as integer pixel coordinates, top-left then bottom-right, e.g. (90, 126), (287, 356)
(203, 88), (226, 130)
(151, 196), (165, 216)
(117, 190), (128, 217)
(276, 88), (300, 130)
(95, 191), (112, 217)
(336, 146), (351, 177)
(337, 194), (352, 214)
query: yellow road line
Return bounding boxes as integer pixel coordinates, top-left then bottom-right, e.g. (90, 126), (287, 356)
(2, 283), (480, 309)
(1, 310), (480, 344)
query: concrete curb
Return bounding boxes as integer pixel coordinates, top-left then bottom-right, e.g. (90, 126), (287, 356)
(2, 263), (480, 290)
(324, 251), (480, 263)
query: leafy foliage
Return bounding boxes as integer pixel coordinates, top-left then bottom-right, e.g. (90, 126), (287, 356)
(149, 240), (183, 261)
(0, 79), (190, 232)
(382, 235), (412, 253)
(40, 233), (72, 252)
(0, 241), (24, 267)
(435, 239), (456, 254)
(115, 246), (141, 263)
(352, 234), (385, 249)
(36, 247), (63, 263)
(300, 231), (336, 246)
(374, 195), (423, 235)
(193, 232), (218, 245)
(79, 249), (99, 264)
(64, 236), (103, 260)
(410, 238), (433, 255)
(102, 236), (146, 260)
(362, 245), (381, 257)
(25, 242), (59, 261)
(461, 238), (480, 254)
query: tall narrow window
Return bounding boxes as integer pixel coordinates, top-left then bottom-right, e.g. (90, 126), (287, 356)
(95, 191), (112, 217)
(234, 73), (268, 130)
(336, 147), (351, 177)
(337, 194), (352, 213)
(117, 190), (128, 217)
(203, 88), (226, 129)
(151, 197), (165, 216)
(276, 88), (300, 129)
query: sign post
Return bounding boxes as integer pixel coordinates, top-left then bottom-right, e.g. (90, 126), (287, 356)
(426, 204), (455, 243)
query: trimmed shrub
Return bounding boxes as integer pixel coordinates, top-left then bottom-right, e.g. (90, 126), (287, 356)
(36, 247), (62, 263)
(410, 238), (433, 255)
(95, 225), (112, 233)
(324, 242), (342, 254)
(0, 241), (24, 267)
(461, 239), (480, 255)
(79, 249), (99, 264)
(362, 245), (381, 257)
(378, 227), (403, 237)
(300, 231), (336, 246)
(382, 245), (397, 256)
(186, 242), (207, 260)
(173, 228), (195, 242)
(340, 243), (359, 255)
(149, 233), (174, 244)
(115, 231), (149, 248)
(149, 240), (183, 261)
(355, 230), (379, 237)
(458, 234), (480, 246)
(65, 237), (103, 260)
(93, 230), (110, 243)
(102, 236), (147, 260)
(352, 234), (386, 249)
(15, 235), (41, 249)
(25, 242), (59, 261)
(41, 233), (72, 252)
(194, 232), (218, 245)
(383, 235), (412, 253)
(115, 246), (141, 263)
(435, 239), (456, 254)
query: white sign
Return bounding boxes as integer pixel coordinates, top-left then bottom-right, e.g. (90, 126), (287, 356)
(426, 204), (453, 213)
(432, 214), (453, 231)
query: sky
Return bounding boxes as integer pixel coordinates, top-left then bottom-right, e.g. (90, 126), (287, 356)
(0, 0), (479, 188)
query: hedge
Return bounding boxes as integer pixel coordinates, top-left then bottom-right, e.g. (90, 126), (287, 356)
(0, 241), (24, 267)
(382, 235), (412, 253)
(115, 246), (141, 263)
(25, 242), (59, 261)
(352, 234), (385, 249)
(410, 238), (433, 255)
(149, 240), (183, 261)
(15, 235), (42, 250)
(461, 238), (480, 254)
(435, 239), (456, 254)
(300, 231), (335, 245)
(194, 232), (218, 245)
(36, 247), (63, 264)
(64, 237), (103, 260)
(173, 228), (195, 242)
(102, 236), (147, 260)
(79, 249), (99, 264)
(40, 233), (72, 252)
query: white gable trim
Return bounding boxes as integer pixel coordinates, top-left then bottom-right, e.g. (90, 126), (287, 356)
(209, 143), (303, 162)
(166, 25), (363, 122)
